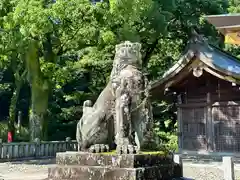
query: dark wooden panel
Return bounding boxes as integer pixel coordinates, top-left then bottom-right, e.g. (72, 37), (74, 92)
(213, 106), (240, 152)
(182, 136), (207, 151)
(212, 106), (240, 122)
(174, 71), (240, 152)
(181, 107), (207, 151)
(174, 71), (240, 103)
(215, 136), (240, 152)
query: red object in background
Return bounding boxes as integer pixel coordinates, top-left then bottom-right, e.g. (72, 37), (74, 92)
(8, 132), (12, 142)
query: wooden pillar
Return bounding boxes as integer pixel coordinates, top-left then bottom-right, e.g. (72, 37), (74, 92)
(206, 92), (213, 151)
(177, 94), (183, 153)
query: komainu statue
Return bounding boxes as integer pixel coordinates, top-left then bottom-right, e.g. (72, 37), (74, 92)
(76, 41), (154, 154)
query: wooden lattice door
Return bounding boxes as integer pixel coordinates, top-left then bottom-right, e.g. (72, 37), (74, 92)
(212, 105), (240, 152)
(181, 107), (207, 151)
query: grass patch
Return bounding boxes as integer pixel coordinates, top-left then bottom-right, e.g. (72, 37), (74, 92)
(140, 151), (166, 155)
(99, 150), (166, 155)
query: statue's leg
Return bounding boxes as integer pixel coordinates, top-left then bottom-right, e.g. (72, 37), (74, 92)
(132, 110), (143, 150)
(115, 102), (138, 154)
(81, 117), (114, 153)
(132, 103), (155, 151)
(87, 125), (111, 153)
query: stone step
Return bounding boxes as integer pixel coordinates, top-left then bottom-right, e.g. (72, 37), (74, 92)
(48, 165), (174, 180)
(56, 151), (173, 168)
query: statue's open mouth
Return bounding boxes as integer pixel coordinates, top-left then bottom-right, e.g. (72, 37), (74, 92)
(119, 57), (132, 60)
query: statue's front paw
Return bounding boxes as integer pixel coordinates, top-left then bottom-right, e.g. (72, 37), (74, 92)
(116, 145), (139, 154)
(88, 144), (110, 153)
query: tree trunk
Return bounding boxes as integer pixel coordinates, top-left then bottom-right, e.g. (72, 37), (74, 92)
(8, 79), (23, 140)
(26, 40), (50, 141)
(8, 56), (27, 141)
(29, 80), (49, 141)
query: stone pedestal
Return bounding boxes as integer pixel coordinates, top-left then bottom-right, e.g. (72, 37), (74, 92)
(48, 151), (181, 180)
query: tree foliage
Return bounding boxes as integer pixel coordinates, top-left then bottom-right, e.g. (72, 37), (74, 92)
(0, 0), (229, 148)
(223, 0), (240, 58)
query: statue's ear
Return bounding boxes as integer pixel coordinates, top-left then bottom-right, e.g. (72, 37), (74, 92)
(138, 43), (142, 51)
(137, 55), (142, 68)
(115, 43), (121, 53)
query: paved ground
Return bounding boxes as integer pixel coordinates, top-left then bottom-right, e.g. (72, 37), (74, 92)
(183, 161), (240, 180)
(0, 159), (240, 180)
(0, 159), (55, 180)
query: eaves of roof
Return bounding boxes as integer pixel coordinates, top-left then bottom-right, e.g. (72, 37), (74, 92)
(150, 35), (240, 96)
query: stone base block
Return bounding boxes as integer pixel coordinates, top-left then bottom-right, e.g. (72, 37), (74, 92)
(48, 165), (173, 180)
(48, 151), (180, 180)
(56, 151), (173, 168)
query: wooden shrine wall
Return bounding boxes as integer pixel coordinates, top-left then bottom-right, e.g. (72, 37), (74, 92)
(181, 107), (207, 151)
(176, 72), (240, 152)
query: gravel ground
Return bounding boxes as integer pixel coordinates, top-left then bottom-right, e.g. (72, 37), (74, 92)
(0, 159), (240, 180)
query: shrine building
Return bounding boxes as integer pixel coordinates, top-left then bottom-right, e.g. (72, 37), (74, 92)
(151, 34), (240, 155)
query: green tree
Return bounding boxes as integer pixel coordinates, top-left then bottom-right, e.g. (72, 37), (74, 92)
(146, 0), (228, 149)
(4, 0), (106, 140)
(0, 0), (27, 139)
(0, 0), (229, 144)
(4, 0), (176, 140)
(223, 0), (240, 57)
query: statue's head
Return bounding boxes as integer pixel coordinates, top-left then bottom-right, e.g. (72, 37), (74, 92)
(114, 41), (142, 68)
